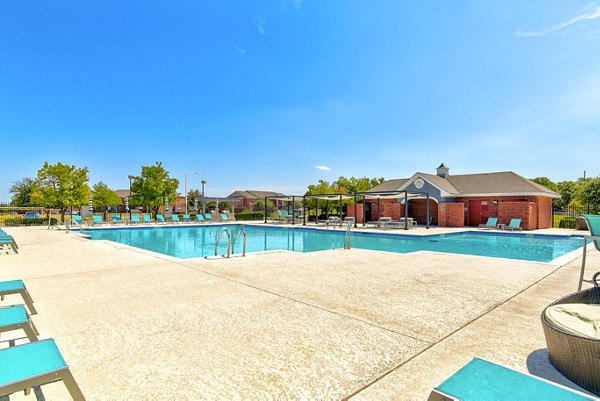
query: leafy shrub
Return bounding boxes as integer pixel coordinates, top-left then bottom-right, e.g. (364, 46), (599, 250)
(2, 217), (48, 226)
(234, 211), (264, 221)
(558, 218), (576, 229)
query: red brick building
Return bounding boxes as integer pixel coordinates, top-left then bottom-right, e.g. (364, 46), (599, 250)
(227, 190), (286, 211)
(350, 164), (559, 230)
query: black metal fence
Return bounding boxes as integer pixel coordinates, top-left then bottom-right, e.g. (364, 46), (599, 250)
(553, 204), (600, 229)
(0, 207), (55, 227)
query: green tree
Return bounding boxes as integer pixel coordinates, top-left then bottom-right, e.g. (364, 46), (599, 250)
(333, 176), (386, 193)
(579, 176), (600, 207)
(9, 177), (36, 207)
(30, 162), (90, 222)
(252, 198), (274, 213)
(217, 201), (231, 212)
(130, 162), (179, 213)
(556, 180), (580, 209)
(205, 201), (231, 212)
(531, 177), (559, 193)
(187, 189), (203, 211)
(92, 182), (122, 211)
(305, 177), (386, 216)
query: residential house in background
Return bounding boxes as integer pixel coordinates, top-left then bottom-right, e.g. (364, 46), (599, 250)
(227, 190), (287, 211)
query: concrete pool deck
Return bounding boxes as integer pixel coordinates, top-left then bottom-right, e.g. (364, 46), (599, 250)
(0, 225), (598, 400)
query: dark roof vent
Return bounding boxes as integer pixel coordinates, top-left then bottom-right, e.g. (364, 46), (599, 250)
(436, 163), (449, 178)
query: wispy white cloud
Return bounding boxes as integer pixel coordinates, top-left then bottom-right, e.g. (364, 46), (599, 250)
(234, 46), (247, 55)
(516, 4), (600, 38)
(256, 17), (266, 35)
(314, 165), (331, 171)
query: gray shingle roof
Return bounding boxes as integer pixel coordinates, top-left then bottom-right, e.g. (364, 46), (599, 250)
(366, 179), (408, 192)
(445, 171), (559, 196)
(375, 171), (559, 197)
(114, 189), (130, 198)
(227, 190), (286, 199)
(417, 173), (459, 194)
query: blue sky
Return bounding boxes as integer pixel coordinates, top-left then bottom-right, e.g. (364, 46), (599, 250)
(1, 1), (600, 202)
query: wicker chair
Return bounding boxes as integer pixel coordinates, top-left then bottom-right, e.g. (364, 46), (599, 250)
(542, 272), (600, 396)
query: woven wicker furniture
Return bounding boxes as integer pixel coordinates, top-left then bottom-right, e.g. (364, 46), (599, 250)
(542, 273), (600, 396)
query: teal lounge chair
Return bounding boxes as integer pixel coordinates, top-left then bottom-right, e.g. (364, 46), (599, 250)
(428, 357), (595, 401)
(0, 338), (85, 400)
(142, 214), (152, 224)
(0, 280), (36, 314)
(478, 217), (498, 230)
(0, 229), (18, 253)
(204, 213), (213, 223)
(71, 215), (83, 226)
(91, 215), (104, 226)
(171, 214), (181, 223)
(196, 214), (205, 223)
(221, 214), (229, 222)
(0, 236), (18, 254)
(0, 305), (39, 342)
(277, 210), (287, 223)
(111, 215), (122, 224)
(505, 218), (522, 231)
(182, 214), (191, 223)
(130, 215), (140, 225)
(156, 214), (166, 223)
(577, 214), (600, 290)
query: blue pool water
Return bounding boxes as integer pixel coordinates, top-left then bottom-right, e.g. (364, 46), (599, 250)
(83, 224), (585, 262)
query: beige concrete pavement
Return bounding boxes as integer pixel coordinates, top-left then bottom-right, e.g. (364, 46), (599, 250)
(0, 226), (597, 400)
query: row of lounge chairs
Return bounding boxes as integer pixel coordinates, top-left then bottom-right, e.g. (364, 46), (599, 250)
(478, 217), (523, 231)
(71, 213), (234, 226)
(0, 279), (85, 400)
(366, 216), (418, 229)
(0, 229), (18, 254)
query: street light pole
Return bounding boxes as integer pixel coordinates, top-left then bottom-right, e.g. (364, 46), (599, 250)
(201, 180), (206, 215)
(185, 172), (199, 214)
(128, 175), (135, 220)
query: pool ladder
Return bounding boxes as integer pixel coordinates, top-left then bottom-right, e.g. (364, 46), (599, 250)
(344, 222), (352, 250)
(214, 227), (246, 258)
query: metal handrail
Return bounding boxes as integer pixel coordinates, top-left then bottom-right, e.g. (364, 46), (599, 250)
(232, 227), (247, 257)
(344, 221), (352, 249)
(214, 229), (231, 258)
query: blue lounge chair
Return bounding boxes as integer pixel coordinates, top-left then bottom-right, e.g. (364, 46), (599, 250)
(156, 214), (166, 224)
(196, 214), (205, 223)
(142, 214), (152, 224)
(0, 280), (36, 314)
(71, 215), (83, 226)
(505, 218), (522, 231)
(130, 215), (140, 225)
(182, 214), (191, 223)
(577, 214), (600, 290)
(111, 215), (122, 224)
(0, 305), (39, 342)
(91, 215), (104, 226)
(478, 217), (498, 230)
(428, 357), (594, 401)
(171, 214), (181, 223)
(0, 338), (85, 400)
(204, 213), (213, 223)
(221, 214), (229, 222)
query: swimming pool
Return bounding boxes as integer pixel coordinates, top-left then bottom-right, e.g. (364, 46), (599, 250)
(83, 224), (585, 262)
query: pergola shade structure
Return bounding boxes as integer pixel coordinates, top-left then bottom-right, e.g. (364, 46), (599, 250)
(264, 190), (430, 229)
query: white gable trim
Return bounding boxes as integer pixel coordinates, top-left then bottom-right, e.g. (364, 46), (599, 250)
(398, 173), (458, 197)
